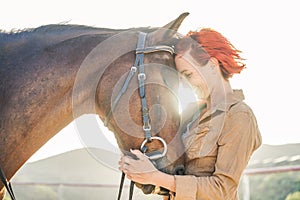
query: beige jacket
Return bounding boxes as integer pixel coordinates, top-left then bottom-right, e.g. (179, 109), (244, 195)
(173, 90), (262, 200)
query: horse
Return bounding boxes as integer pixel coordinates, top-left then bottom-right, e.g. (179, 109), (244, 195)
(0, 13), (189, 199)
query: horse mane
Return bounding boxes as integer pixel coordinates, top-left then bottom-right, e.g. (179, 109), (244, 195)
(0, 24), (153, 43)
(0, 24), (128, 47)
(0, 24), (154, 61)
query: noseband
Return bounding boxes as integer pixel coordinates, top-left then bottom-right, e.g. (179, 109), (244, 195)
(103, 32), (175, 200)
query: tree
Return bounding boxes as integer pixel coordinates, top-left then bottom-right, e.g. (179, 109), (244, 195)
(238, 171), (300, 200)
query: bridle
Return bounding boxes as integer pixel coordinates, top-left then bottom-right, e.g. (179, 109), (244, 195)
(103, 32), (176, 200)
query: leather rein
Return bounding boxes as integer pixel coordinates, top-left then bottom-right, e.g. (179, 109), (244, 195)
(103, 32), (175, 200)
(0, 167), (16, 200)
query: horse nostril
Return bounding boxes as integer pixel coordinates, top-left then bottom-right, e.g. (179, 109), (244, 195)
(174, 165), (185, 175)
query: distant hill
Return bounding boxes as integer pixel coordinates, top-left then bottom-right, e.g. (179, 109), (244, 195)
(14, 148), (121, 184)
(8, 144), (300, 199)
(11, 148), (161, 200)
(249, 143), (300, 168)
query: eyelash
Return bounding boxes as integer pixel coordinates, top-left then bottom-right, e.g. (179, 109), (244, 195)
(184, 73), (192, 79)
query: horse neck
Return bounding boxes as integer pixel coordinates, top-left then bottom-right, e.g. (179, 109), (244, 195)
(0, 26), (123, 185)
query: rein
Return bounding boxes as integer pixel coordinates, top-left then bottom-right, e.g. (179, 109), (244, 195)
(0, 166), (16, 200)
(103, 32), (175, 200)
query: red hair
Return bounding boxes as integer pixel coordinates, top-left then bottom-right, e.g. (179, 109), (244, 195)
(176, 28), (245, 79)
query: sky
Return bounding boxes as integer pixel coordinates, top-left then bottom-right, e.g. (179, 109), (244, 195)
(1, 0), (300, 162)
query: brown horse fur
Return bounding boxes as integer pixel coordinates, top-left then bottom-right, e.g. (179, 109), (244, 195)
(0, 13), (189, 198)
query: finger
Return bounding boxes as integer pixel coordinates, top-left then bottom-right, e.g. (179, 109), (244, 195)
(130, 149), (143, 155)
(119, 164), (125, 172)
(119, 162), (129, 172)
(126, 174), (132, 180)
(118, 160), (125, 167)
(119, 155), (125, 163)
(123, 156), (134, 164)
(118, 155), (126, 165)
(130, 149), (147, 160)
(122, 168), (129, 174)
(130, 149), (145, 157)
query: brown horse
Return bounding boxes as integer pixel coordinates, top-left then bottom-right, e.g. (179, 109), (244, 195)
(0, 13), (189, 199)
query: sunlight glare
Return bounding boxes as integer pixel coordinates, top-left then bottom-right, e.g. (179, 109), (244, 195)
(178, 82), (198, 114)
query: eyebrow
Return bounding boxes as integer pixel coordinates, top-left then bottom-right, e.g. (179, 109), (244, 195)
(180, 69), (188, 74)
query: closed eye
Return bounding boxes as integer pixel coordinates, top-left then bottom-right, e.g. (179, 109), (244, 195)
(183, 73), (192, 79)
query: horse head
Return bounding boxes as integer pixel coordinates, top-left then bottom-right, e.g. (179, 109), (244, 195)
(93, 13), (189, 195)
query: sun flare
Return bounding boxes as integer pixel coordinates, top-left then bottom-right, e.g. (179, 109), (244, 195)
(177, 83), (198, 114)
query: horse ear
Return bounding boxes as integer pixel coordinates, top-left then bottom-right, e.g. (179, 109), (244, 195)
(149, 12), (189, 44)
(162, 12), (189, 32)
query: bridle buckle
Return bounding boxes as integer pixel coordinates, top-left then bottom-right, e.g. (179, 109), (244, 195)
(138, 73), (146, 81)
(130, 66), (137, 72)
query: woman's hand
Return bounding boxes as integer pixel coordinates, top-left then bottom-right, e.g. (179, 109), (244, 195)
(118, 149), (159, 185)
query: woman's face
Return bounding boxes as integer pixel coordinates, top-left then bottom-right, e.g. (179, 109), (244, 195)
(175, 52), (210, 100)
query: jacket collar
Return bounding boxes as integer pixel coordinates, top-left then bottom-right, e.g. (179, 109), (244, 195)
(199, 89), (244, 122)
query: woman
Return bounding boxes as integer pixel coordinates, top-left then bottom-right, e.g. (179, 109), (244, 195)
(119, 28), (262, 200)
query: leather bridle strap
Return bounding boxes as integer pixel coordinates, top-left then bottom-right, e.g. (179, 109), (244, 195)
(104, 65), (137, 127)
(104, 32), (152, 141)
(117, 172), (126, 200)
(0, 166), (16, 200)
(135, 32), (151, 141)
